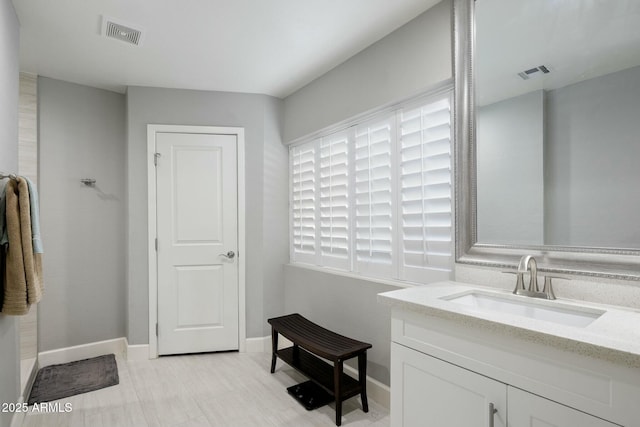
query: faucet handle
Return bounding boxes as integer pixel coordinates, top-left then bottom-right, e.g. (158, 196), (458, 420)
(542, 275), (571, 301)
(542, 275), (571, 300)
(515, 272), (526, 294)
(541, 277), (555, 300)
(502, 270), (527, 294)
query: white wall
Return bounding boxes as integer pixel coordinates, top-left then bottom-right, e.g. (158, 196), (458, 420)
(262, 98), (289, 326)
(0, 0), (21, 425)
(283, 0), (452, 142)
(477, 90), (544, 245)
(281, 0), (453, 386)
(38, 77), (127, 351)
(126, 87), (288, 344)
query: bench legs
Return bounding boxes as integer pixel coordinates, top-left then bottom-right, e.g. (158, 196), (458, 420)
(333, 354), (368, 426)
(270, 327), (278, 373)
(334, 359), (343, 426)
(358, 352), (369, 413)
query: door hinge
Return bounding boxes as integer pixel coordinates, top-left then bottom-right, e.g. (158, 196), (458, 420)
(155, 238), (158, 251)
(156, 323), (158, 337)
(154, 152), (161, 166)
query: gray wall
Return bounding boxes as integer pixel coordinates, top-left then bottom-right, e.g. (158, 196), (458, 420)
(283, 0), (452, 142)
(545, 66), (640, 248)
(281, 0), (452, 386)
(38, 77), (126, 351)
(284, 265), (395, 384)
(0, 0), (20, 425)
(126, 87), (287, 344)
(262, 98), (289, 325)
(477, 90), (544, 245)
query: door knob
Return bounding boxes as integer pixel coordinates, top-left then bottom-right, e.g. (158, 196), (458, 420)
(219, 251), (235, 259)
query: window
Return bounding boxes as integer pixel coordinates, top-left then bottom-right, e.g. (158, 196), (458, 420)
(289, 93), (453, 285)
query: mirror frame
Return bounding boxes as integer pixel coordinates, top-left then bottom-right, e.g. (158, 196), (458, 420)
(452, 0), (640, 281)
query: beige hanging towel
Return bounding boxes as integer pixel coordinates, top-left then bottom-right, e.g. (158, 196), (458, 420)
(1, 177), (43, 315)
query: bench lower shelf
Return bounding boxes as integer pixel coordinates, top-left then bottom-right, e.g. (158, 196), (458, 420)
(276, 346), (362, 401)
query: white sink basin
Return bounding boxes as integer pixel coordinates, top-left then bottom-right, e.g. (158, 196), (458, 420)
(443, 291), (605, 328)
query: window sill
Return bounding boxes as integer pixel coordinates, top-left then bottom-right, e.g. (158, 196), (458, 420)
(286, 262), (420, 289)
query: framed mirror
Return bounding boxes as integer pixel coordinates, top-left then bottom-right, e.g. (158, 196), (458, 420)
(453, 0), (640, 280)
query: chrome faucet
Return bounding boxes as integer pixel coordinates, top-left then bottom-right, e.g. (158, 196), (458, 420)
(517, 255), (539, 292)
(512, 255), (556, 300)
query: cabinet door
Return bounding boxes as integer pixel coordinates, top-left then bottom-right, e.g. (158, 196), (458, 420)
(391, 343), (506, 427)
(508, 387), (620, 427)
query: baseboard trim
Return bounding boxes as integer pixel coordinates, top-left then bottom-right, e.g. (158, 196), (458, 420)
(10, 396), (26, 427)
(245, 336), (270, 353)
(20, 357), (37, 401)
(125, 340), (150, 361)
(258, 335), (390, 409)
(38, 338), (127, 367)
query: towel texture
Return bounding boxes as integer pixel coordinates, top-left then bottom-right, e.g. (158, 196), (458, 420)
(1, 178), (43, 315)
(24, 177), (43, 254)
(0, 180), (8, 246)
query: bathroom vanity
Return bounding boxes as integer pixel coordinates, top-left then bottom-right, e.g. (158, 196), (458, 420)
(379, 282), (640, 427)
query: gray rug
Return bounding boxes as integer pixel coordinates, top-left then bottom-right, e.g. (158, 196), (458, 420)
(28, 354), (119, 405)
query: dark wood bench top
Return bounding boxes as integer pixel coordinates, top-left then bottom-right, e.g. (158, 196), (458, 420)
(268, 313), (372, 362)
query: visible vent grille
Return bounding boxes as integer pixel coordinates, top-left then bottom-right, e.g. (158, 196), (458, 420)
(102, 17), (143, 46)
(518, 65), (550, 80)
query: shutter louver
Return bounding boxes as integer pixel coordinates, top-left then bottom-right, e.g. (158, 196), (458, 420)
(291, 141), (317, 264)
(319, 133), (350, 269)
(399, 98), (453, 283)
(354, 118), (394, 278)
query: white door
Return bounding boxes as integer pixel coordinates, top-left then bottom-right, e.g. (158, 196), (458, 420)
(155, 131), (239, 355)
(391, 343), (506, 427)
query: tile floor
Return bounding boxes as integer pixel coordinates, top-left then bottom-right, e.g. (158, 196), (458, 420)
(22, 352), (389, 427)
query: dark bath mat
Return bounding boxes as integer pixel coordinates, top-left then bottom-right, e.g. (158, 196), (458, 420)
(28, 354), (119, 405)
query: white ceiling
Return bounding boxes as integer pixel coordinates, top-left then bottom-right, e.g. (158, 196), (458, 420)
(12, 0), (439, 98)
(476, 0), (640, 106)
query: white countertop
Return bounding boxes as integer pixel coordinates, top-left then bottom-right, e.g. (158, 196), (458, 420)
(378, 281), (640, 367)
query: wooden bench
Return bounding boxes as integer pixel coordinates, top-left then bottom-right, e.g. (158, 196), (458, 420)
(268, 313), (372, 426)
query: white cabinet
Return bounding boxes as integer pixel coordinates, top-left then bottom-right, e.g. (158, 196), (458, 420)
(508, 387), (618, 427)
(387, 307), (637, 426)
(392, 343), (505, 427)
(392, 342), (619, 427)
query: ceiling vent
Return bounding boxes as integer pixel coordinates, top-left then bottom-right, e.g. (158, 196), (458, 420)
(102, 16), (144, 46)
(518, 65), (550, 80)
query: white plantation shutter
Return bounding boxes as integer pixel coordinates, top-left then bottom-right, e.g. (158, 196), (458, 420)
(399, 97), (454, 283)
(289, 91), (453, 284)
(354, 118), (394, 277)
(319, 133), (350, 269)
(290, 141), (316, 264)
